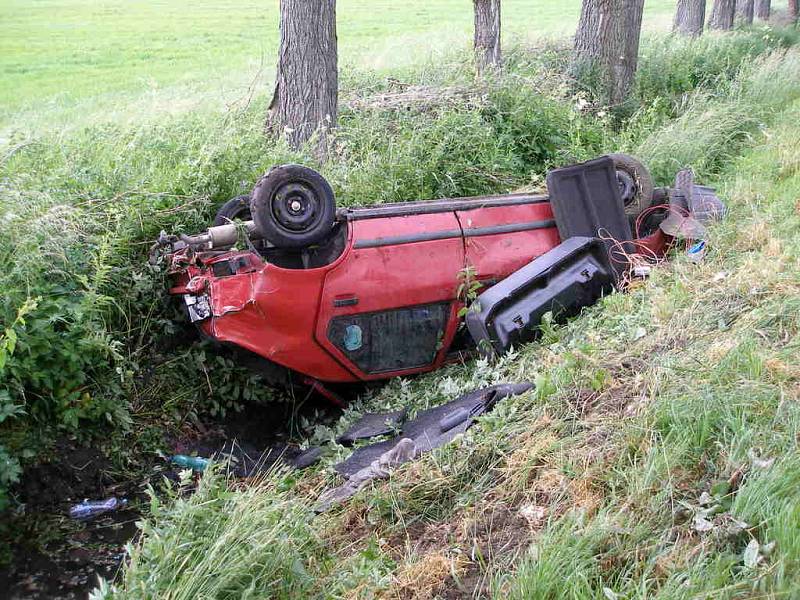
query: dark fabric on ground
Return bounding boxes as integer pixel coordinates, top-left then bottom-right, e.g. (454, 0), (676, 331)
(203, 440), (321, 476)
(333, 383), (533, 478)
(336, 409), (407, 446)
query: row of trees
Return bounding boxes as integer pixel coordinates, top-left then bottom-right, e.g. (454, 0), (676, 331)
(676, 0), (790, 36)
(268, 0), (799, 156)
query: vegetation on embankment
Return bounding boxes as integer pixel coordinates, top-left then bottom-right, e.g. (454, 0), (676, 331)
(98, 80), (800, 600)
(81, 36), (800, 599)
(2, 23), (800, 588)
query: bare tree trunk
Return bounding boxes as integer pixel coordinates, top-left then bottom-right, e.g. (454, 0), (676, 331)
(754, 0), (771, 18)
(474, 0), (501, 74)
(736, 0), (755, 23)
(674, 0), (707, 35)
(267, 0), (338, 157)
(573, 0), (644, 107)
(788, 0), (798, 21)
(709, 0), (736, 28)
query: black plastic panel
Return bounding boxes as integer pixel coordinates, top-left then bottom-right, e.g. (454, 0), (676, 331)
(465, 237), (614, 356)
(328, 303), (449, 374)
(546, 156), (633, 277)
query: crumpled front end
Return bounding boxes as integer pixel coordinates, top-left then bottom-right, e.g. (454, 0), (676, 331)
(165, 246), (263, 326)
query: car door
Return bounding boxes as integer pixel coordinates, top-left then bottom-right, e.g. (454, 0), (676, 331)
(315, 210), (465, 380)
(455, 194), (561, 288)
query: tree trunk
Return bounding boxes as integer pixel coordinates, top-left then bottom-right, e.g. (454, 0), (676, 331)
(735, 0), (755, 23)
(754, 0), (771, 18)
(474, 0), (501, 74)
(573, 0), (644, 107)
(709, 0), (736, 28)
(267, 0), (338, 157)
(788, 0), (798, 22)
(673, 0), (707, 36)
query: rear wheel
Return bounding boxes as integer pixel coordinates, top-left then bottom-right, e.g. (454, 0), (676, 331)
(250, 165), (336, 249)
(213, 195), (251, 226)
(610, 153), (654, 218)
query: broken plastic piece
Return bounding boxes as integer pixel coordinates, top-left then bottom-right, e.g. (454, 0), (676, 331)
(672, 169), (727, 224)
(333, 383), (532, 479)
(336, 410), (407, 446)
(466, 237), (615, 357)
(289, 447), (323, 469)
(69, 497), (127, 521)
(687, 240), (707, 263)
(316, 438), (418, 511)
(546, 156), (634, 277)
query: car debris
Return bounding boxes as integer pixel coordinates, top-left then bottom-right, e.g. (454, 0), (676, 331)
(545, 155), (637, 277)
(152, 154), (725, 398)
(466, 236), (615, 357)
(336, 409), (407, 446)
(316, 383), (532, 511)
(169, 442), (323, 478)
(687, 240), (707, 263)
(69, 497), (127, 521)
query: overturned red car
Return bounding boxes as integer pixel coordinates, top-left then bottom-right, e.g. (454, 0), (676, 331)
(155, 154), (688, 396)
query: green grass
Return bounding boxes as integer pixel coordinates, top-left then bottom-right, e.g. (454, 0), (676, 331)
(0, 0), (680, 134)
(2, 0), (800, 593)
(95, 42), (800, 597)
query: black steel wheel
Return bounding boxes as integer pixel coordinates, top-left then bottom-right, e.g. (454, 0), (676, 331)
(609, 153), (655, 218)
(250, 165), (336, 249)
(213, 195), (252, 226)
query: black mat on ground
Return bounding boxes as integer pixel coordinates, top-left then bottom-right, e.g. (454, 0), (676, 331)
(333, 383), (532, 478)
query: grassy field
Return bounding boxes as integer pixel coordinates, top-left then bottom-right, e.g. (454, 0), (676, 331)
(0, 0), (679, 134)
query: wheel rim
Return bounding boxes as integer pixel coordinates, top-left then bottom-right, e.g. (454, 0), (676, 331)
(270, 182), (322, 233)
(616, 169), (636, 206)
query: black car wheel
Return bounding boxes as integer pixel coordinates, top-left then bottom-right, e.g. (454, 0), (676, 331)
(250, 165), (336, 249)
(213, 195), (251, 226)
(610, 153), (654, 218)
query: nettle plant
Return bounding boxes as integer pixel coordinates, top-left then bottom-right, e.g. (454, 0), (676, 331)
(0, 299), (38, 509)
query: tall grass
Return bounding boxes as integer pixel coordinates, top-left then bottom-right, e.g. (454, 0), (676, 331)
(64, 25), (800, 599)
(635, 47), (800, 183)
(93, 468), (322, 600)
(1, 25), (799, 521)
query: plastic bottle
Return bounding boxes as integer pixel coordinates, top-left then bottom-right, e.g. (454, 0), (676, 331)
(170, 455), (209, 471)
(69, 497), (127, 520)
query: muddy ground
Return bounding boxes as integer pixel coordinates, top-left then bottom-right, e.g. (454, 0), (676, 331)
(0, 398), (338, 599)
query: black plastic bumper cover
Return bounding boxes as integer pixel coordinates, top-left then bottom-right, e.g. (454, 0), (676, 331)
(465, 236), (615, 356)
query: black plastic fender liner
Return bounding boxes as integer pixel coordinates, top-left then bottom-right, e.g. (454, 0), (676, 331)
(465, 236), (615, 357)
(546, 156), (634, 278)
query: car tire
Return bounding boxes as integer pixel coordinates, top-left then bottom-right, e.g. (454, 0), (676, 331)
(610, 153), (654, 218)
(213, 195), (251, 226)
(250, 165), (336, 249)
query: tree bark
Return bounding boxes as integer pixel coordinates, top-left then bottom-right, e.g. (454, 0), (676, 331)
(573, 0), (644, 107)
(788, 0), (798, 22)
(709, 0), (736, 28)
(474, 0), (501, 74)
(673, 0), (706, 36)
(754, 0), (771, 18)
(735, 0), (755, 24)
(267, 0), (338, 157)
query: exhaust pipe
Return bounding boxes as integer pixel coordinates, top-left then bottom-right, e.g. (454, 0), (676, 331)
(178, 220), (263, 250)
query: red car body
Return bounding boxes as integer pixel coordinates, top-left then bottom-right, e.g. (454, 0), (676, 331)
(166, 192), (563, 385)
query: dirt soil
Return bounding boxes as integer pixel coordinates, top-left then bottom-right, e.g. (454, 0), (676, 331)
(0, 398), (339, 599)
